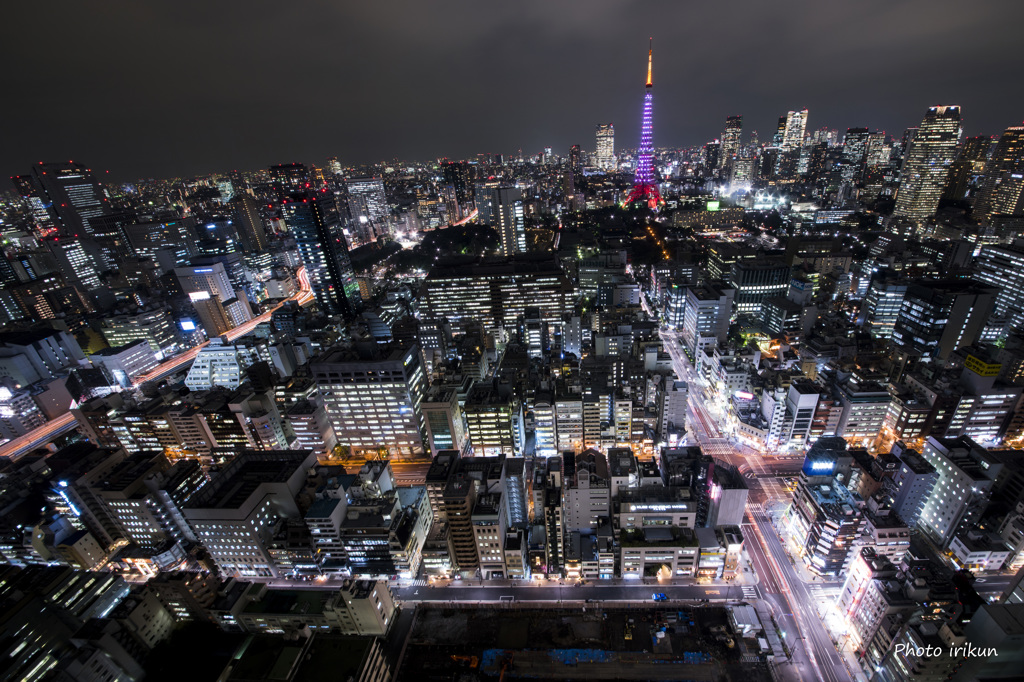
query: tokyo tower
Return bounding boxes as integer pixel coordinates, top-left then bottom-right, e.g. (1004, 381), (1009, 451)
(625, 39), (662, 210)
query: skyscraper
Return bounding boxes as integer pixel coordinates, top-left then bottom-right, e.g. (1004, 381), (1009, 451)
(893, 106), (962, 224)
(441, 160), (473, 221)
(595, 124), (615, 170)
(842, 127), (871, 165)
(782, 109), (808, 149)
(231, 194), (269, 252)
(188, 291), (232, 338)
(281, 193), (359, 319)
(568, 145), (582, 190)
(625, 40), (661, 210)
(47, 236), (102, 291)
(943, 134), (991, 202)
(772, 115), (787, 147)
(973, 125), (1024, 224)
(11, 175), (55, 234)
(719, 115), (743, 169)
(312, 344), (428, 458)
(21, 162), (110, 236)
(494, 186), (526, 256)
(268, 163), (310, 200)
(345, 176), (388, 246)
(975, 243), (1024, 331)
(891, 279), (996, 362)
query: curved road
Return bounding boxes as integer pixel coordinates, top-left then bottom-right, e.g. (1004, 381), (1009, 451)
(133, 265), (313, 385)
(0, 267), (313, 461)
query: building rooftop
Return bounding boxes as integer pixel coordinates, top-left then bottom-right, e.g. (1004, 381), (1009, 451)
(242, 589), (328, 616)
(607, 448), (637, 478)
(188, 450), (312, 511)
(306, 496), (343, 520)
(620, 527), (698, 548)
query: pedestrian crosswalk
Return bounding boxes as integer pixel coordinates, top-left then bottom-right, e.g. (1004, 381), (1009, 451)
(808, 583), (840, 603)
(742, 585), (758, 600)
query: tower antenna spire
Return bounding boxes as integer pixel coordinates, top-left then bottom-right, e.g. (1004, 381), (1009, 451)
(646, 37), (653, 88)
(626, 39), (662, 211)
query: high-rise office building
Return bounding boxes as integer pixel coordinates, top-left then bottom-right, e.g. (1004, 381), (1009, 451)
(888, 448), (938, 527)
(973, 125), (1024, 224)
(976, 243), (1024, 332)
(345, 177), (388, 245)
(268, 163), (310, 200)
(188, 291), (232, 339)
(729, 260), (790, 316)
(20, 162), (110, 236)
(312, 343), (428, 458)
(184, 450), (316, 579)
(11, 175), (55, 234)
(440, 160), (473, 221)
(771, 115), (787, 147)
(230, 194), (269, 252)
(100, 309), (180, 359)
(865, 131), (890, 166)
(842, 127), (871, 165)
(680, 283), (735, 357)
(782, 109), (808, 149)
(595, 124), (615, 170)
(422, 255), (573, 333)
(719, 115), (743, 168)
(567, 145), (582, 195)
(891, 279), (997, 362)
(943, 134), (991, 202)
(281, 193), (359, 318)
(702, 141), (721, 171)
(492, 186), (526, 256)
(174, 262), (235, 303)
(862, 276), (907, 339)
(893, 105), (962, 224)
(918, 436), (1001, 548)
(46, 236), (102, 292)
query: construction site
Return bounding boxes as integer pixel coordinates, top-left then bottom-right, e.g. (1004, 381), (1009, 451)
(395, 603), (774, 681)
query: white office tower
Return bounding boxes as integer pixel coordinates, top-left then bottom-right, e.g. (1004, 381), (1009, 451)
(184, 450), (317, 578)
(657, 379), (688, 442)
(494, 186), (526, 256)
(918, 436), (1001, 548)
(174, 262), (235, 302)
(312, 343), (428, 458)
(184, 337), (268, 391)
(782, 109), (808, 149)
(595, 124), (615, 170)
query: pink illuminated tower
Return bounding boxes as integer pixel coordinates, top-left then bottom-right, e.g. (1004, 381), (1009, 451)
(625, 39), (662, 210)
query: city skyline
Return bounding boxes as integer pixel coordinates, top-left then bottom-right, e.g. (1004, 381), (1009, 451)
(4, 4), (1024, 681)
(3, 0), (1024, 180)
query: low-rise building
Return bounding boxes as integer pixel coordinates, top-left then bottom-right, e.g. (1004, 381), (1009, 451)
(619, 527), (699, 579)
(236, 580), (397, 636)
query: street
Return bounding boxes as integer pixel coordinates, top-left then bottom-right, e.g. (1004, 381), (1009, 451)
(393, 580), (755, 604)
(658, 323), (854, 682)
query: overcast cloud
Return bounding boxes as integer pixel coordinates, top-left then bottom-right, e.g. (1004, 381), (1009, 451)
(2, 0), (1022, 180)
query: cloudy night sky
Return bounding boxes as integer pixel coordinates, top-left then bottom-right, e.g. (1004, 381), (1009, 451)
(3, 0), (1023, 181)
